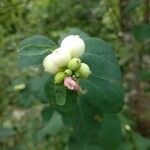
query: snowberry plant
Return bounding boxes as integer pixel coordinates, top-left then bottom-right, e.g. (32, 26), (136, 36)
(18, 29), (123, 149)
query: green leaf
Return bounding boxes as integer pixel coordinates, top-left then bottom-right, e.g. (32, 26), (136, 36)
(36, 111), (64, 140)
(97, 114), (122, 149)
(79, 38), (123, 114)
(18, 54), (47, 69)
(124, 0), (143, 14)
(133, 24), (150, 43)
(69, 114), (122, 150)
(117, 142), (133, 150)
(0, 128), (15, 141)
(18, 88), (36, 108)
(41, 90), (78, 126)
(29, 73), (55, 103)
(132, 133), (150, 150)
(41, 106), (54, 123)
(19, 35), (57, 55)
(56, 90), (78, 126)
(55, 85), (67, 105)
(18, 35), (57, 69)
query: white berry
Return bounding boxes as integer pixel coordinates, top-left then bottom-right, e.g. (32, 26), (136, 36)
(60, 35), (85, 58)
(52, 47), (71, 68)
(43, 54), (58, 74)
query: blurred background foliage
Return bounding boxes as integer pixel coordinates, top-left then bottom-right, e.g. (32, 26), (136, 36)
(0, 0), (150, 149)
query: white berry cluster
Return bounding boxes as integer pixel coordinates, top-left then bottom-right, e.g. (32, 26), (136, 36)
(43, 35), (91, 84)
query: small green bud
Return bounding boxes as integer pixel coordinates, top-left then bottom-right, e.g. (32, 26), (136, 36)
(72, 75), (77, 81)
(54, 72), (66, 84)
(68, 58), (81, 71)
(58, 66), (67, 72)
(74, 72), (80, 78)
(64, 69), (72, 76)
(76, 63), (91, 78)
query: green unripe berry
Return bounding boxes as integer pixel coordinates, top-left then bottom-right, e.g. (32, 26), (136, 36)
(76, 63), (91, 78)
(64, 69), (72, 76)
(54, 72), (66, 84)
(68, 58), (81, 71)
